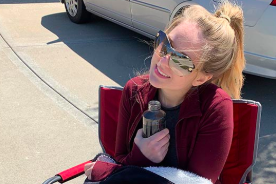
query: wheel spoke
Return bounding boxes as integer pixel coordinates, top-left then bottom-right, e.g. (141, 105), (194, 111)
(65, 0), (78, 17)
(72, 7), (77, 16)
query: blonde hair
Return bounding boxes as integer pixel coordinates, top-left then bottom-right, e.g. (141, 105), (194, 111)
(165, 1), (245, 99)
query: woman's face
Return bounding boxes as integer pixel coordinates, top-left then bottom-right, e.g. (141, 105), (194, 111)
(149, 21), (205, 91)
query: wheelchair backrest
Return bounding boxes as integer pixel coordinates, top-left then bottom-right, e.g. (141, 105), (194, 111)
(98, 86), (261, 184)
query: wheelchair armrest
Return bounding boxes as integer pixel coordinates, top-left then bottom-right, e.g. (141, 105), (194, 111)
(42, 161), (92, 184)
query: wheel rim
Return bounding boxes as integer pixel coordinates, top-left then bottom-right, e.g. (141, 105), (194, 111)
(65, 0), (78, 17)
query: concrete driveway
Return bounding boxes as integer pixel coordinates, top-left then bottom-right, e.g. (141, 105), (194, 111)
(0, 1), (275, 184)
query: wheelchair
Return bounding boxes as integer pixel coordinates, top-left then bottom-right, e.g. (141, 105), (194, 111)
(43, 85), (262, 184)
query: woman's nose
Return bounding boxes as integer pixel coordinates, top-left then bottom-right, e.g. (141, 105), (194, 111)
(158, 54), (171, 67)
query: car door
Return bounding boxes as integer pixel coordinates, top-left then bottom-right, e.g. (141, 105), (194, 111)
(130, 0), (178, 36)
(84, 0), (132, 25)
(195, 0), (271, 26)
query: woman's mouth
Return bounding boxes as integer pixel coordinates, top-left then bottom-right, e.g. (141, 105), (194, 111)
(155, 65), (170, 78)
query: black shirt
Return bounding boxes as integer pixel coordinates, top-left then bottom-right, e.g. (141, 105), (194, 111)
(160, 104), (181, 167)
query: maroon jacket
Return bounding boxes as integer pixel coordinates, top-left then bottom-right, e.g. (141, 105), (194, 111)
(93, 75), (233, 183)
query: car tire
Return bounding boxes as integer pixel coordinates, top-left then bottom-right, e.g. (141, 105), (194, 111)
(64, 0), (90, 24)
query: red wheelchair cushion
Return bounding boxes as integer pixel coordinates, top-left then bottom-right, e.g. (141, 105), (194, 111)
(220, 103), (258, 184)
(99, 87), (122, 157)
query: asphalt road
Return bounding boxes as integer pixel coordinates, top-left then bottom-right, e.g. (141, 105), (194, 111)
(0, 1), (276, 184)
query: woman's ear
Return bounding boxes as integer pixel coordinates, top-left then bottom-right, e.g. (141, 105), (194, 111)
(192, 72), (213, 86)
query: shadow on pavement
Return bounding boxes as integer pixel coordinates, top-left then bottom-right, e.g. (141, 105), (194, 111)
(41, 12), (152, 87)
(0, 0), (59, 3)
(254, 134), (276, 183)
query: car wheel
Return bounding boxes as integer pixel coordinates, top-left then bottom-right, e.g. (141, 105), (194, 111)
(64, 0), (90, 24)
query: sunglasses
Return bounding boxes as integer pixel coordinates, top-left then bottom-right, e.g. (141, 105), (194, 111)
(154, 30), (195, 76)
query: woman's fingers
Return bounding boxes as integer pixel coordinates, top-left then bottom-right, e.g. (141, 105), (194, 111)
(161, 141), (170, 151)
(134, 128), (170, 163)
(161, 146), (169, 158)
(157, 134), (170, 148)
(84, 162), (95, 180)
(149, 128), (169, 142)
(158, 139), (170, 161)
(84, 162), (93, 170)
(85, 167), (92, 180)
(135, 129), (143, 140)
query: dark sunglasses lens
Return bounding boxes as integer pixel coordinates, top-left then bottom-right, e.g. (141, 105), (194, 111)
(155, 31), (166, 48)
(160, 33), (170, 56)
(154, 32), (162, 49)
(154, 36), (159, 49)
(154, 31), (195, 75)
(170, 55), (194, 75)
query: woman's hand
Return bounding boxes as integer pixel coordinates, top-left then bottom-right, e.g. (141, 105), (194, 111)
(134, 128), (170, 163)
(84, 162), (95, 180)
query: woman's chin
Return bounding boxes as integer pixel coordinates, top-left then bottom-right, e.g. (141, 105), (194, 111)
(149, 73), (162, 88)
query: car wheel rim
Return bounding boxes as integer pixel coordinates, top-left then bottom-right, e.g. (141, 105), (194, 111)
(65, 0), (78, 17)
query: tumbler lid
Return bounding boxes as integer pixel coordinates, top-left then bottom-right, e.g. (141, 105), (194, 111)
(148, 100), (161, 111)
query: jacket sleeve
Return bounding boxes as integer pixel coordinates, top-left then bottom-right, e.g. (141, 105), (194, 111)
(187, 99), (234, 183)
(90, 161), (122, 181)
(114, 82), (158, 167)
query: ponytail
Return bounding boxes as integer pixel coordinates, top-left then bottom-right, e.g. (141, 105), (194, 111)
(212, 1), (245, 99)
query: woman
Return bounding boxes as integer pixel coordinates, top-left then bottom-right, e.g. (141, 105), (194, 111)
(85, 1), (245, 183)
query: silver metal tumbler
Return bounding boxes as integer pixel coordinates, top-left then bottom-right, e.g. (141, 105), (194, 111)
(142, 100), (166, 138)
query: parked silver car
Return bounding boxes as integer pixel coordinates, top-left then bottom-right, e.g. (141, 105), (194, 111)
(61, 0), (276, 79)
